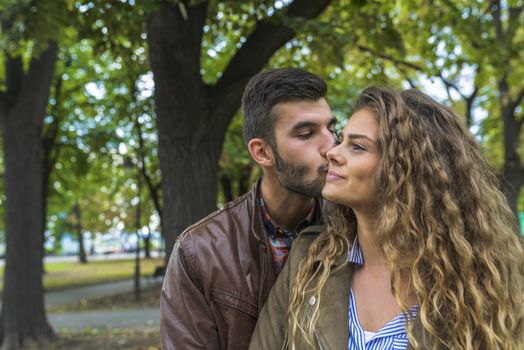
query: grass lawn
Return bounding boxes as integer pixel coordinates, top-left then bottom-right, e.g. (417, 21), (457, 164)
(0, 257), (164, 292)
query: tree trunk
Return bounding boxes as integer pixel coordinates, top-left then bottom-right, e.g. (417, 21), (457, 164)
(491, 5), (524, 222)
(143, 225), (152, 259)
(134, 172), (142, 300)
(220, 175), (234, 203)
(134, 110), (162, 260)
(500, 106), (523, 218)
(146, 0), (332, 260)
(143, 235), (152, 259)
(72, 202), (87, 264)
(0, 41), (57, 349)
(41, 77), (63, 263)
(146, 2), (223, 261)
(239, 164), (255, 196)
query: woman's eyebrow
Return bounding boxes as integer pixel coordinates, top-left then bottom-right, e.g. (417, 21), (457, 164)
(346, 133), (377, 144)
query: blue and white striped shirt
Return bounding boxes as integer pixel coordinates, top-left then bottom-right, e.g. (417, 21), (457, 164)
(347, 239), (418, 350)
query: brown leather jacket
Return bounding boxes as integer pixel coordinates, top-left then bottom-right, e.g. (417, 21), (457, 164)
(160, 181), (323, 350)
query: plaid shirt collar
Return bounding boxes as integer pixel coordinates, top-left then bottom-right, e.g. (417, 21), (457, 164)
(258, 193), (316, 238)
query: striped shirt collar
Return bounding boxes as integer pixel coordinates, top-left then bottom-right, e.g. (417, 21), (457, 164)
(347, 236), (419, 349)
(347, 236), (364, 266)
(348, 289), (418, 349)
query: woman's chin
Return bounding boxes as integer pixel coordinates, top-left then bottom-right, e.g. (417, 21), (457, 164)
(321, 187), (337, 202)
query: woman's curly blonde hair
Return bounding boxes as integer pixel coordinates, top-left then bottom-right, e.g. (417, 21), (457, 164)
(288, 86), (524, 350)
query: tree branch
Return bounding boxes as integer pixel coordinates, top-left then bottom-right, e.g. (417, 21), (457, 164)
(128, 75), (163, 221)
(356, 43), (482, 128)
(511, 86), (524, 112)
(212, 0), (332, 121)
(397, 66), (418, 89)
(356, 44), (465, 99)
(19, 41), (59, 125)
(5, 55), (24, 101)
(356, 45), (423, 71)
(490, 0), (504, 41)
(517, 113), (524, 130)
(508, 5), (523, 28)
(186, 0), (208, 65)
(0, 91), (8, 118)
(41, 75), (63, 176)
(1, 9), (24, 102)
(135, 114), (163, 220)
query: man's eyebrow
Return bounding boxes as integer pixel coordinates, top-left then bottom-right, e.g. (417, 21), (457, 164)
(346, 133), (377, 144)
(291, 116), (337, 131)
(290, 121), (317, 131)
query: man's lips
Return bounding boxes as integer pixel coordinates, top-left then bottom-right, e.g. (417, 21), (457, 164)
(326, 170), (344, 181)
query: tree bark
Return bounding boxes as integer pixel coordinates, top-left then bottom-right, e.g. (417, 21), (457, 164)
(491, 3), (524, 221)
(143, 235), (152, 259)
(72, 201), (87, 264)
(220, 175), (234, 203)
(0, 41), (58, 349)
(146, 0), (331, 260)
(143, 224), (152, 259)
(499, 80), (523, 218)
(134, 111), (163, 252)
(41, 76), (63, 263)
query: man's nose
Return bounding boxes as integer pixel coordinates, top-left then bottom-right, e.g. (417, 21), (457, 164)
(320, 132), (337, 157)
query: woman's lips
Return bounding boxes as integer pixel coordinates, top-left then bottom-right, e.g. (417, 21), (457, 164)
(326, 170), (344, 181)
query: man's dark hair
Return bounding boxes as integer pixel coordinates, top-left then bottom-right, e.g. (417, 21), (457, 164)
(241, 68), (327, 145)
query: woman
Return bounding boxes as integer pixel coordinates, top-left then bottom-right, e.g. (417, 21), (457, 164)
(249, 86), (524, 349)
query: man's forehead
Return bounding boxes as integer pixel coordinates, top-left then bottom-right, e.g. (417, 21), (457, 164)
(271, 99), (332, 126)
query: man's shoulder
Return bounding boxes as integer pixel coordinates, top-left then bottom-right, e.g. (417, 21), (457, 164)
(178, 190), (254, 245)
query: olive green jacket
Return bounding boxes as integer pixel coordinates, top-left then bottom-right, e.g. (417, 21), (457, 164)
(249, 226), (433, 350)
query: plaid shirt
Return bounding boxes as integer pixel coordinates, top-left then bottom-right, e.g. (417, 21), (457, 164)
(259, 195), (316, 274)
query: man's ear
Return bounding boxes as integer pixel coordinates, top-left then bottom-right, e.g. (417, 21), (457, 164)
(248, 138), (274, 168)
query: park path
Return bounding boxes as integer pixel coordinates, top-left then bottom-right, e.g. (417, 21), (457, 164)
(46, 277), (162, 330)
(45, 277), (162, 307)
(49, 308), (159, 330)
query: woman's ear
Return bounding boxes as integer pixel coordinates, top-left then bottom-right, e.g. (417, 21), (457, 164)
(247, 138), (275, 168)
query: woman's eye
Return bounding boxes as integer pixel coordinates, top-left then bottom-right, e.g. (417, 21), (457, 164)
(350, 143), (365, 151)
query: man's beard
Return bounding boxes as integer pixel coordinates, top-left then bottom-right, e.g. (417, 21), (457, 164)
(274, 150), (327, 198)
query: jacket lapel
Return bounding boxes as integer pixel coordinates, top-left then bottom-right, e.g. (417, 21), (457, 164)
(315, 263), (353, 350)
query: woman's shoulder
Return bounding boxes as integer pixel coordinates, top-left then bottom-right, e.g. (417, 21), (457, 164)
(294, 224), (324, 250)
(286, 225), (325, 269)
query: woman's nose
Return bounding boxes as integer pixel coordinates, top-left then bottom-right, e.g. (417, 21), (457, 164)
(326, 144), (342, 165)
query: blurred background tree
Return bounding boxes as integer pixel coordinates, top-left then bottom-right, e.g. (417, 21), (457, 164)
(0, 0), (523, 348)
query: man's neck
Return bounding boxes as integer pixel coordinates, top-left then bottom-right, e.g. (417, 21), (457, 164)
(259, 175), (315, 231)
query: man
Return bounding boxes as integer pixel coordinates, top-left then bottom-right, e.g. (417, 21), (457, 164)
(160, 68), (337, 349)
